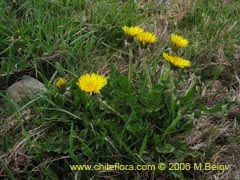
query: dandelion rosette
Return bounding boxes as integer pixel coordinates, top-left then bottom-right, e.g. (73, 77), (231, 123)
(134, 31), (157, 46)
(55, 77), (67, 88)
(122, 25), (144, 37)
(171, 34), (188, 49)
(162, 52), (191, 68)
(77, 73), (107, 95)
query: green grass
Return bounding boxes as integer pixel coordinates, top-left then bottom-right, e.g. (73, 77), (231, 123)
(180, 0), (240, 79)
(1, 0), (240, 179)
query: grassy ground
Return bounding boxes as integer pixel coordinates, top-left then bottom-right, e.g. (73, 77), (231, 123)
(0, 0), (240, 179)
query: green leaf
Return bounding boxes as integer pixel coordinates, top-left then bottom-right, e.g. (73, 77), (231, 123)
(199, 104), (222, 114)
(54, 62), (66, 76)
(45, 168), (59, 180)
(171, 170), (185, 180)
(139, 134), (148, 158)
(156, 143), (175, 153)
(0, 157), (16, 180)
(118, 75), (130, 90)
(127, 122), (141, 133)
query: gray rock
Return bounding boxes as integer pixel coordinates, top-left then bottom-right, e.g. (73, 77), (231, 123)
(6, 75), (47, 102)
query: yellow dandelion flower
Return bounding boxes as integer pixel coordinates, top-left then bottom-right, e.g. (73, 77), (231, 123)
(77, 73), (107, 95)
(162, 52), (191, 68)
(134, 31), (157, 46)
(55, 77), (66, 88)
(171, 34), (189, 49)
(122, 25), (144, 37)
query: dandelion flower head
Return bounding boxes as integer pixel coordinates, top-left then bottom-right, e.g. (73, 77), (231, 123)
(134, 31), (157, 46)
(77, 73), (107, 95)
(55, 77), (66, 88)
(171, 34), (188, 49)
(122, 25), (144, 37)
(163, 52), (191, 68)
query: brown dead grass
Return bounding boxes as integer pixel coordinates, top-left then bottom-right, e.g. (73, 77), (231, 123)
(194, 143), (240, 180)
(0, 110), (48, 177)
(2, 0), (239, 179)
(154, 1), (240, 179)
(185, 112), (240, 180)
(116, 4), (240, 180)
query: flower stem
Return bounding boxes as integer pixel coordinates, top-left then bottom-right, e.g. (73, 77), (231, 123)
(128, 44), (133, 83)
(97, 97), (124, 121)
(169, 70), (176, 121)
(142, 49), (152, 90)
(172, 44), (178, 53)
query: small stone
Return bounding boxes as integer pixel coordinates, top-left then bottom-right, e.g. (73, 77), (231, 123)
(6, 75), (47, 102)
